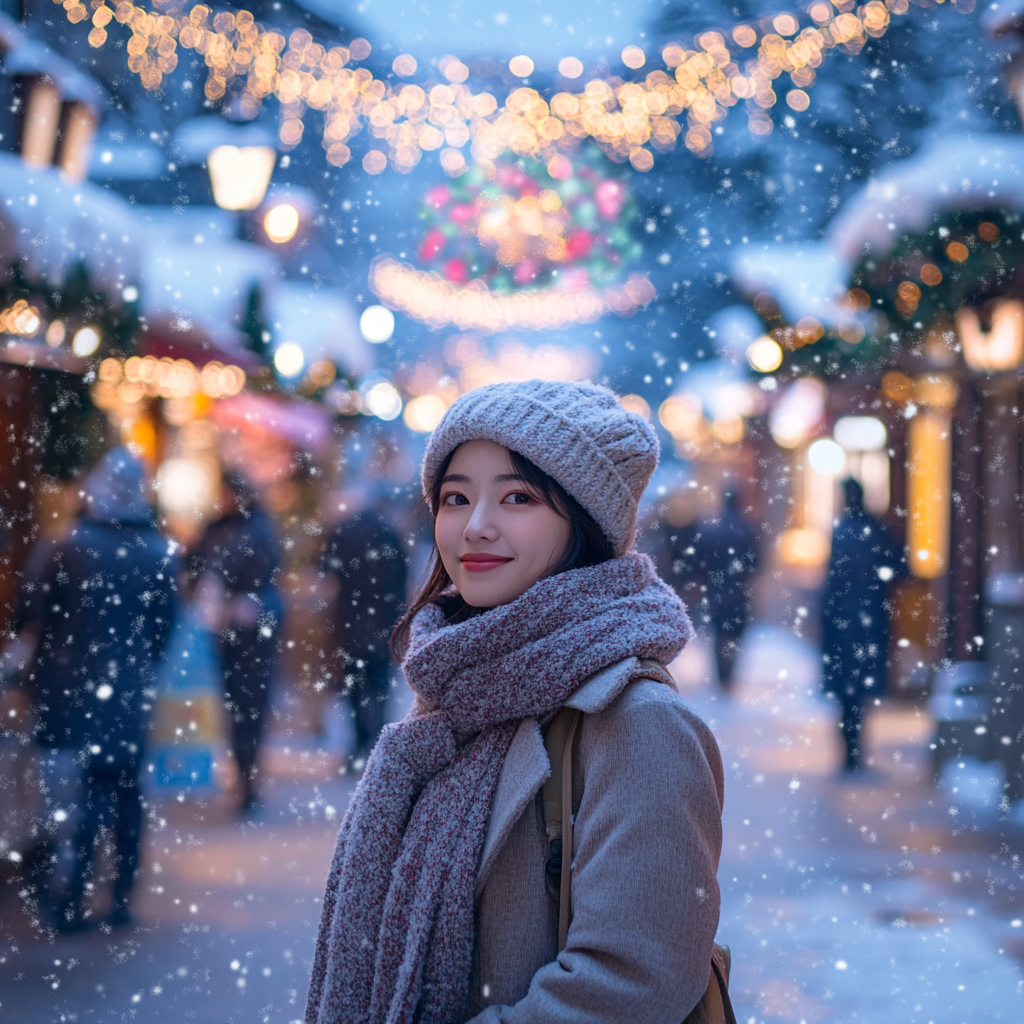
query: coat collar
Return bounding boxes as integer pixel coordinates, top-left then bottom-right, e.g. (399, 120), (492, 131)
(475, 657), (643, 895)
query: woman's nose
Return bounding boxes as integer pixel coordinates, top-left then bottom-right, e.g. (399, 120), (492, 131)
(464, 500), (499, 541)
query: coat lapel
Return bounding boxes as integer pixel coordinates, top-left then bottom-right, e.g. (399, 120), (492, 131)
(475, 657), (653, 895)
(476, 716), (549, 896)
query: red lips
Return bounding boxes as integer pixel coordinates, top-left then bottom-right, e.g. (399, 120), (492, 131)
(460, 553), (513, 572)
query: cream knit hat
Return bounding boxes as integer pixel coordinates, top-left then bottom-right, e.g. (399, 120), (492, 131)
(422, 379), (659, 556)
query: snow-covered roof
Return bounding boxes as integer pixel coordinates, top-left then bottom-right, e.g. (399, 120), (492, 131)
(730, 134), (1024, 325)
(265, 279), (372, 377)
(172, 116), (277, 164)
(137, 205), (278, 361)
(0, 12), (105, 111)
(0, 151), (142, 302)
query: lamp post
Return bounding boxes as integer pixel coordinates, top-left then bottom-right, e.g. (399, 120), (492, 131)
(955, 299), (1024, 802)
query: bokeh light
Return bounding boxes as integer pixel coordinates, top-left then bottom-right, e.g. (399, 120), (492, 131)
(72, 325), (101, 357)
(359, 305), (396, 344)
(746, 336), (783, 373)
(273, 341), (305, 377)
(808, 437), (846, 475)
(264, 203), (300, 243)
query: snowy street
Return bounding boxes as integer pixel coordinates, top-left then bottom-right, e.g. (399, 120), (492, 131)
(2, 627), (1021, 1024)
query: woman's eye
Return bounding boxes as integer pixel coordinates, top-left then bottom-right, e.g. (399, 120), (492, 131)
(503, 492), (531, 505)
(441, 493), (469, 506)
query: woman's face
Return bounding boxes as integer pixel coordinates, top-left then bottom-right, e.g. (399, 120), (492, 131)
(435, 439), (571, 608)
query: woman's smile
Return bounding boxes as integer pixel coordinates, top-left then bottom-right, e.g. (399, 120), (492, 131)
(460, 552), (515, 572)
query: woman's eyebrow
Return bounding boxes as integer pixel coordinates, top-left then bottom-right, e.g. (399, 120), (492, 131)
(440, 473), (470, 484)
(494, 473), (529, 484)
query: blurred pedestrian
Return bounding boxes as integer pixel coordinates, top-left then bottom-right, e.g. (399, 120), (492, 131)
(9, 448), (178, 931)
(691, 490), (760, 691)
(318, 495), (408, 766)
(194, 472), (283, 814)
(821, 478), (905, 774)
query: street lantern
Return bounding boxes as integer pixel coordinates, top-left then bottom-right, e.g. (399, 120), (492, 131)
(207, 145), (276, 212)
(173, 117), (278, 212)
(956, 300), (1024, 372)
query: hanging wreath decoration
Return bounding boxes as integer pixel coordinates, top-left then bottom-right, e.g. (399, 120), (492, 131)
(369, 153), (655, 333)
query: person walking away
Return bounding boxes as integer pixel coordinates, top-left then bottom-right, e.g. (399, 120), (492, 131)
(194, 472), (283, 814)
(306, 380), (725, 1024)
(821, 477), (905, 774)
(690, 490), (759, 691)
(318, 496), (408, 767)
(9, 448), (178, 931)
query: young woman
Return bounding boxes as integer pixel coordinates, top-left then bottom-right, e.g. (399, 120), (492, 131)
(306, 379), (724, 1024)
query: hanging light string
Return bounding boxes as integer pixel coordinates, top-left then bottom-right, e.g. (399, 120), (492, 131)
(63, 0), (971, 171)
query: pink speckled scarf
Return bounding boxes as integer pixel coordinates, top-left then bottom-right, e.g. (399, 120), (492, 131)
(306, 553), (690, 1024)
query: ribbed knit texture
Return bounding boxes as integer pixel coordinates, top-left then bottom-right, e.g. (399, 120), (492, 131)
(305, 553), (691, 1024)
(422, 380), (659, 557)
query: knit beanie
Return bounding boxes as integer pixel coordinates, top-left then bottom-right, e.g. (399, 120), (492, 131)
(422, 379), (659, 556)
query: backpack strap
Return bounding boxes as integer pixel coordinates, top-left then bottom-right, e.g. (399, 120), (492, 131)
(542, 704), (582, 950)
(541, 661), (737, 1024)
(542, 659), (674, 949)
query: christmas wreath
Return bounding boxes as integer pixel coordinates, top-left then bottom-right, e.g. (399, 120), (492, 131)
(415, 152), (643, 293)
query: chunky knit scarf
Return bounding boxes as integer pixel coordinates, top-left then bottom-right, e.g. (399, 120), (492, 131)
(306, 553), (691, 1024)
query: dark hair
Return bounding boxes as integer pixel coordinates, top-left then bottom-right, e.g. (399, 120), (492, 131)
(390, 445), (614, 659)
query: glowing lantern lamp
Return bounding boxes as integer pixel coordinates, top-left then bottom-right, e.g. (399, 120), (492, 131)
(264, 203), (300, 243)
(956, 300), (1024, 372)
(208, 145), (276, 211)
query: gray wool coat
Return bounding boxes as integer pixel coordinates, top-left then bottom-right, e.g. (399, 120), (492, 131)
(465, 657), (725, 1023)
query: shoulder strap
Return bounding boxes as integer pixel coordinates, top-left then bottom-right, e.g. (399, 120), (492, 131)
(542, 659), (674, 951)
(542, 664), (736, 1024)
(542, 705), (582, 951)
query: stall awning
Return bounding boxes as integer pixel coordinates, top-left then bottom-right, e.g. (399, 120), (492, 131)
(0, 12), (105, 112)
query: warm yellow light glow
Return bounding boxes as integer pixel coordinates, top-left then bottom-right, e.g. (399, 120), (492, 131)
(91, 356), (246, 407)
(403, 393), (448, 432)
(72, 326), (101, 357)
(746, 335), (783, 373)
(369, 257), (655, 333)
(274, 341), (305, 377)
(621, 45), (646, 69)
(558, 57), (584, 79)
(264, 203), (300, 243)
(207, 145), (276, 211)
(509, 55), (535, 78)
(45, 320), (66, 347)
(779, 527), (829, 568)
(658, 395), (703, 439)
(619, 394), (651, 421)
(0, 300), (42, 337)
(956, 301), (1024, 373)
(64, 0), (968, 174)
(712, 414), (745, 445)
(906, 409), (951, 579)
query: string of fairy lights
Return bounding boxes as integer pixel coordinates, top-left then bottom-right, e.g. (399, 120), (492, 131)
(62, 0), (969, 174)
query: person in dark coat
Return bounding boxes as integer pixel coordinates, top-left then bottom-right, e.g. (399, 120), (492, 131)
(194, 472), (283, 814)
(10, 448), (178, 931)
(821, 478), (905, 773)
(319, 500), (408, 765)
(688, 491), (760, 691)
